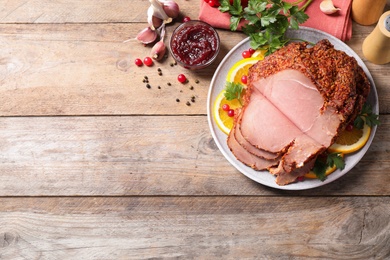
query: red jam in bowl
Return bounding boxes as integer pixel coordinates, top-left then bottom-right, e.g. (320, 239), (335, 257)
(170, 20), (220, 70)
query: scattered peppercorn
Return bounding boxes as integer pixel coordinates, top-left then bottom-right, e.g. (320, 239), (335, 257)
(195, 79), (200, 84)
(189, 86), (194, 90)
(176, 98), (180, 102)
(186, 101), (191, 106)
(170, 63), (174, 67)
(167, 82), (172, 86)
(191, 96), (196, 102)
(146, 84), (151, 89)
(158, 86), (161, 89)
(158, 72), (163, 76)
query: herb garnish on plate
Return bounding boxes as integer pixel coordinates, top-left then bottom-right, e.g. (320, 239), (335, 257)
(219, 0), (313, 55)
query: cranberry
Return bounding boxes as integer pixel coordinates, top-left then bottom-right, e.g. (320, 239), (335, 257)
(222, 104), (230, 111)
(241, 75), (248, 84)
(242, 50), (251, 59)
(346, 124), (354, 131)
(177, 74), (187, 83)
(134, 58), (143, 66)
(227, 109), (235, 117)
(143, 57), (153, 67)
(208, 0), (220, 7)
(248, 48), (255, 55)
(183, 16), (191, 22)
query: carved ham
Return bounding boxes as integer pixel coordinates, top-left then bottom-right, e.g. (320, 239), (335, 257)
(227, 39), (370, 185)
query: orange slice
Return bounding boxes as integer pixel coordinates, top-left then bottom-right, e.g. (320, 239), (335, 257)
(213, 90), (242, 135)
(328, 118), (371, 154)
(226, 57), (262, 84)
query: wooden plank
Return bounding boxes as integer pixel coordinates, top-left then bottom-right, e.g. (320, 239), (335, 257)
(0, 0), (199, 23)
(0, 23), (247, 116)
(0, 115), (388, 196)
(1, 196), (389, 259)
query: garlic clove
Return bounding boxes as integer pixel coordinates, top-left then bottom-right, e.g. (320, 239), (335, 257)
(148, 6), (163, 30)
(161, 0), (180, 19)
(136, 27), (158, 45)
(320, 0), (340, 15)
(149, 0), (172, 24)
(151, 41), (166, 61)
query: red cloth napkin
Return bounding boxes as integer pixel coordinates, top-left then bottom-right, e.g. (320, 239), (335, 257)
(198, 0), (352, 42)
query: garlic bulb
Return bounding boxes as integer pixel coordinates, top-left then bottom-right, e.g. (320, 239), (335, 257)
(149, 0), (172, 24)
(320, 0), (340, 15)
(148, 6), (163, 30)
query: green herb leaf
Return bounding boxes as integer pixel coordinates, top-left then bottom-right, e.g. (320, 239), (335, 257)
(327, 153), (345, 170)
(218, 0), (232, 12)
(312, 159), (327, 181)
(312, 152), (345, 181)
(224, 82), (244, 103)
(354, 103), (380, 129)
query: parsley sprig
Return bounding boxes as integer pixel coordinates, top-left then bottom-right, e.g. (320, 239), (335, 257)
(312, 152), (345, 181)
(354, 103), (380, 129)
(224, 82), (244, 105)
(219, 0), (313, 55)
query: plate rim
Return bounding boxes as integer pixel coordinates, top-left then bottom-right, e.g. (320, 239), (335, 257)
(207, 27), (379, 190)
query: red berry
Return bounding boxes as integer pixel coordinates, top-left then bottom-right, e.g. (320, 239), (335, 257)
(143, 57), (153, 67)
(183, 16), (191, 22)
(242, 50), (251, 59)
(241, 75), (248, 84)
(346, 124), (354, 131)
(248, 48), (255, 54)
(222, 104), (230, 111)
(227, 109), (235, 117)
(208, 0), (220, 7)
(177, 74), (187, 83)
(134, 58), (143, 66)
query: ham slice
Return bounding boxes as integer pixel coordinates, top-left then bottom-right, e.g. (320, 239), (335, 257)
(253, 69), (343, 147)
(227, 124), (279, 171)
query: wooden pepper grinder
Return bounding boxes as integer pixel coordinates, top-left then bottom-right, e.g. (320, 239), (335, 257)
(362, 11), (390, 64)
(352, 0), (387, 25)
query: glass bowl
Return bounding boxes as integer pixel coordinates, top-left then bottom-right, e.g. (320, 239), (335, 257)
(169, 20), (220, 70)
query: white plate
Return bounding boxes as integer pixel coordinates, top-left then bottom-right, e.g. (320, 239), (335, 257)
(207, 27), (379, 190)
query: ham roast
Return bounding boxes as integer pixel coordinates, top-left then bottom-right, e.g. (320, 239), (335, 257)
(227, 39), (370, 185)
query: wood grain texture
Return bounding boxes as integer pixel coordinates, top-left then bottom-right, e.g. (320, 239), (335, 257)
(0, 115), (388, 196)
(1, 197), (389, 259)
(0, 23), (246, 116)
(1, 1), (389, 259)
(0, 0), (198, 23)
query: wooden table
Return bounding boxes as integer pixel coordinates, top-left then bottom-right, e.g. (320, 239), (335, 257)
(1, 1), (389, 258)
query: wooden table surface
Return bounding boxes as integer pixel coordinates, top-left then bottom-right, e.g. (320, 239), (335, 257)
(1, 1), (390, 259)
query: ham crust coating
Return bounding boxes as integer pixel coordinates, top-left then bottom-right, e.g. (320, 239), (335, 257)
(247, 39), (370, 127)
